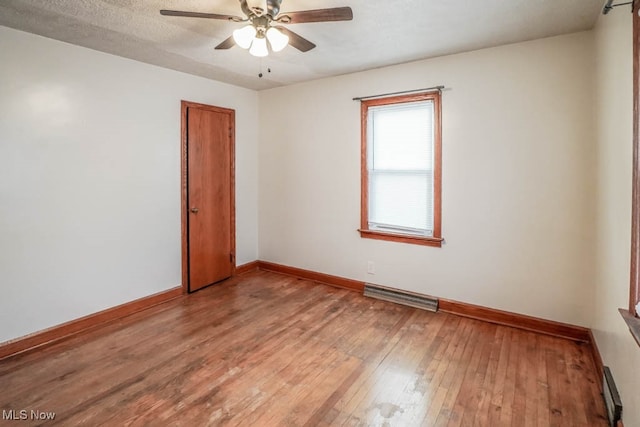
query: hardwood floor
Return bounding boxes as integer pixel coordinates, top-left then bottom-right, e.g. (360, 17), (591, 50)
(0, 271), (607, 426)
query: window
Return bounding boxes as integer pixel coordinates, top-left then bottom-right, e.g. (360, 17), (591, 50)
(359, 91), (442, 247)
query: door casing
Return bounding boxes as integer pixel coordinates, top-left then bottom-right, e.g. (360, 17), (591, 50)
(181, 100), (236, 293)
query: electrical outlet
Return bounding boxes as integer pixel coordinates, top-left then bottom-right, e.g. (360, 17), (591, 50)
(367, 261), (375, 275)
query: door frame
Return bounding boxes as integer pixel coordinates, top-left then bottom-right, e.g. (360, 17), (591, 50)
(181, 100), (236, 294)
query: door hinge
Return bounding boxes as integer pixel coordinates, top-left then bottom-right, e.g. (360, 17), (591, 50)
(230, 253), (235, 263)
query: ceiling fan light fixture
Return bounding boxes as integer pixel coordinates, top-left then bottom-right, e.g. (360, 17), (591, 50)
(161, 2), (353, 57)
(266, 27), (288, 52)
(249, 36), (269, 57)
(233, 25), (256, 49)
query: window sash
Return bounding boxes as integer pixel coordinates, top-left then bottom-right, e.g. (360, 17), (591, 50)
(367, 169), (434, 236)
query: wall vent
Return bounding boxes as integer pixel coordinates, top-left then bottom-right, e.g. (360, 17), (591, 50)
(364, 283), (438, 312)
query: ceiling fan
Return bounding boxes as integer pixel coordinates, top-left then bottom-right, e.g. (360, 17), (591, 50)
(160, 0), (353, 57)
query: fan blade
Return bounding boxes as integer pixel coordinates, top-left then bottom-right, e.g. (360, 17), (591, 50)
(278, 7), (353, 24)
(215, 36), (236, 50)
(160, 10), (243, 22)
(275, 26), (316, 52)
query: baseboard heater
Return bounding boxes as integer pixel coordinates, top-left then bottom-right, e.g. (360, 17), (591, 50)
(602, 366), (622, 427)
(364, 283), (439, 312)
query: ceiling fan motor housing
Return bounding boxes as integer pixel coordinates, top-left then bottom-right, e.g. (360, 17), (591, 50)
(242, 0), (282, 19)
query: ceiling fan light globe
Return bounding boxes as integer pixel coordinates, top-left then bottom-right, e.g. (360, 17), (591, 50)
(233, 25), (256, 49)
(249, 36), (269, 57)
(266, 27), (288, 52)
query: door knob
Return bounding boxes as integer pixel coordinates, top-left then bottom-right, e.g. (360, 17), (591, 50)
(190, 207), (199, 213)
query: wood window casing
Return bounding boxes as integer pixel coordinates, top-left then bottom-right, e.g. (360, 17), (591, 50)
(359, 92), (443, 247)
(632, 1), (640, 315)
(623, 0), (640, 345)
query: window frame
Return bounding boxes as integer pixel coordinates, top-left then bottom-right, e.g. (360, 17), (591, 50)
(621, 0), (640, 346)
(630, 1), (640, 317)
(359, 91), (443, 247)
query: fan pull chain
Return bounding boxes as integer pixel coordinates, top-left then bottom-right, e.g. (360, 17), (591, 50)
(258, 58), (271, 78)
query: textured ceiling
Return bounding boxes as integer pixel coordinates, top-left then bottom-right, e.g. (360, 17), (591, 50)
(0, 0), (605, 90)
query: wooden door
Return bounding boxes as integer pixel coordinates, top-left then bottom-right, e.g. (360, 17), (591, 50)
(182, 101), (235, 293)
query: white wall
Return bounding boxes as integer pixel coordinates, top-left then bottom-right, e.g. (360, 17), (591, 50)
(593, 10), (640, 427)
(259, 32), (596, 326)
(0, 27), (259, 343)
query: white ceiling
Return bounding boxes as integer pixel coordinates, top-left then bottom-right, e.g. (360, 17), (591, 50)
(0, 0), (605, 90)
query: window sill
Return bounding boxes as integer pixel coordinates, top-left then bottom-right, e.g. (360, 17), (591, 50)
(619, 308), (640, 348)
(358, 229), (443, 247)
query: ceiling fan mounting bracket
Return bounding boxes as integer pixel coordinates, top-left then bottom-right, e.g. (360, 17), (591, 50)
(274, 15), (292, 24)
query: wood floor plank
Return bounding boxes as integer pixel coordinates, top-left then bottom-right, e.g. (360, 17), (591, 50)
(0, 271), (608, 426)
(521, 332), (538, 427)
(565, 340), (607, 425)
(512, 329), (529, 427)
(421, 318), (475, 425)
(452, 321), (494, 426)
(350, 310), (437, 426)
(535, 335), (551, 427)
(494, 328), (517, 425)
(434, 318), (485, 427)
(471, 326), (506, 426)
(327, 309), (417, 425)
(377, 311), (449, 426)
